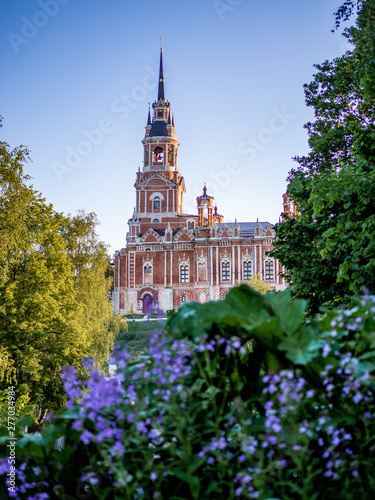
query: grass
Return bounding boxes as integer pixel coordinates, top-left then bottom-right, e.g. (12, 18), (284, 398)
(115, 318), (166, 360)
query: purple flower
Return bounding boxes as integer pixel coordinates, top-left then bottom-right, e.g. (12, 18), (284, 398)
(235, 487), (243, 496)
(264, 401), (274, 410)
(72, 419), (83, 431)
(207, 457), (215, 465)
(150, 472), (158, 481)
(80, 430), (93, 444)
(268, 435), (278, 445)
(97, 428), (116, 442)
(242, 474), (252, 484)
(353, 392), (363, 404)
(110, 441), (125, 456)
(322, 344), (331, 358)
(136, 421), (148, 433)
(232, 340), (241, 349)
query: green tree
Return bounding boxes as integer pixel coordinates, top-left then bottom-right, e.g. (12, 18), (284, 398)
(0, 116), (30, 286)
(0, 346), (16, 384)
(0, 121), (114, 425)
(62, 211), (114, 369)
(270, 0), (375, 314)
(237, 272), (273, 294)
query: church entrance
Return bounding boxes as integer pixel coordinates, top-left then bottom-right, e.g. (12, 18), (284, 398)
(142, 293), (153, 314)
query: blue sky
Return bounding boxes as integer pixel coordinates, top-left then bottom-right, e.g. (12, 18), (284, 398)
(0, 0), (352, 253)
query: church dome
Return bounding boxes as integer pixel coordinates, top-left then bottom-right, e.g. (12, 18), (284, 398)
(149, 120), (168, 137)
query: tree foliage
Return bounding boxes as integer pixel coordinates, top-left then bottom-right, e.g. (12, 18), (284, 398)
(270, 0), (375, 314)
(0, 119), (114, 424)
(237, 272), (273, 294)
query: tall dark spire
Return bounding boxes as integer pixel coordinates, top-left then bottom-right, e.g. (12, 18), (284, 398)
(157, 43), (165, 101)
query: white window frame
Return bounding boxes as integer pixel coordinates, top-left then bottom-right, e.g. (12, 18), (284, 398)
(221, 261), (231, 282)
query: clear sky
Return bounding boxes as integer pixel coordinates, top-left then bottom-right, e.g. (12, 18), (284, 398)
(0, 0), (352, 253)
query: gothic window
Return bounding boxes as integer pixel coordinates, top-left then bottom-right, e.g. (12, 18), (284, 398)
(153, 196), (161, 210)
(180, 265), (189, 283)
(144, 265), (152, 273)
(153, 146), (164, 163)
(153, 219), (160, 223)
(188, 221), (194, 230)
(265, 260), (274, 281)
(243, 261), (252, 280)
(221, 261), (230, 282)
(181, 293), (187, 304)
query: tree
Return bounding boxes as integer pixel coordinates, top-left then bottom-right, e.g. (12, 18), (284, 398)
(0, 346), (15, 384)
(0, 120), (114, 425)
(0, 116), (30, 286)
(270, 0), (375, 314)
(62, 211), (114, 369)
(237, 272), (273, 294)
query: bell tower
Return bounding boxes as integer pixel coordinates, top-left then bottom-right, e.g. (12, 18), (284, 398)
(130, 45), (186, 238)
(141, 46), (179, 175)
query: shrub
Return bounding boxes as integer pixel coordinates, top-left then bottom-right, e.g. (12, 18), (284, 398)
(0, 286), (374, 499)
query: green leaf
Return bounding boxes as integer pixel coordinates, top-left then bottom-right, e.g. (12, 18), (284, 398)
(278, 330), (323, 365)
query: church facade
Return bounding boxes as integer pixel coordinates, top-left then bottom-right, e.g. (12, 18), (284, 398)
(113, 49), (286, 315)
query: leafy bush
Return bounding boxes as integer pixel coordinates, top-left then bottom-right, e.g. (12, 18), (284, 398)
(1, 286), (374, 499)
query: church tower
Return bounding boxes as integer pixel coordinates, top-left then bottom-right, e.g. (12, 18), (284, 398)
(113, 47), (286, 316)
(128, 46), (186, 243)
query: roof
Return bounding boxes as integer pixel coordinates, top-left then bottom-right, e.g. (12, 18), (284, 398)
(218, 221), (273, 238)
(149, 120), (168, 137)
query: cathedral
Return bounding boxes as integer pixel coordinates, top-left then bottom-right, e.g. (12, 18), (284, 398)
(113, 48), (286, 315)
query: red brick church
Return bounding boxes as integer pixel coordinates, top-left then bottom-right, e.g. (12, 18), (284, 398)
(113, 48), (286, 315)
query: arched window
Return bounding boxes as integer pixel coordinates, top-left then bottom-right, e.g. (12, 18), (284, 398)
(181, 293), (188, 304)
(180, 265), (189, 283)
(153, 146), (164, 163)
(153, 219), (160, 223)
(265, 260), (274, 281)
(221, 261), (230, 282)
(144, 265), (152, 273)
(153, 196), (160, 210)
(188, 221), (195, 230)
(243, 261), (252, 280)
